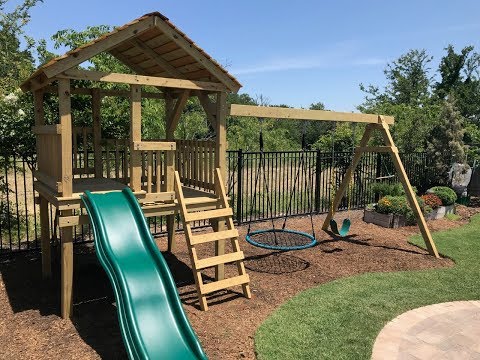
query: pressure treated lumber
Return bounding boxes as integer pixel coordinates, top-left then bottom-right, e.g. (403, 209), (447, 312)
(174, 170), (250, 311)
(57, 69), (228, 92)
(229, 104), (395, 124)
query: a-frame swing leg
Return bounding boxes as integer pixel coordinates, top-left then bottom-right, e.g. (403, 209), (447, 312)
(377, 119), (439, 258)
(322, 124), (375, 231)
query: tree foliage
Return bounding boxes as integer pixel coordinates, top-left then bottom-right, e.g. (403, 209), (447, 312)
(426, 95), (466, 185)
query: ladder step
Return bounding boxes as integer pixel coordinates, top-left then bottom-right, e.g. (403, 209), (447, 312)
(196, 251), (244, 270)
(184, 207), (233, 222)
(191, 229), (239, 245)
(201, 274), (250, 294)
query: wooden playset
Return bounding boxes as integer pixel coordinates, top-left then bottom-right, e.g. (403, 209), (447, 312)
(21, 12), (438, 318)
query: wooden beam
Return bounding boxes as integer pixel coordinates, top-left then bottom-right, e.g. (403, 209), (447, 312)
(130, 38), (184, 78)
(39, 196), (51, 278)
(58, 79), (73, 196)
(130, 85), (142, 192)
(133, 141), (176, 151)
(32, 125), (62, 135)
(33, 170), (63, 193)
(92, 88), (103, 178)
(322, 124), (375, 231)
(153, 16), (241, 93)
(377, 119), (439, 258)
(166, 90), (191, 136)
(43, 17), (155, 79)
(229, 104), (395, 125)
(165, 94), (177, 252)
(196, 92), (217, 129)
(57, 69), (228, 92)
(43, 86), (165, 99)
(357, 146), (397, 153)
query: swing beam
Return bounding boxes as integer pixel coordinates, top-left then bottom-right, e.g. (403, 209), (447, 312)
(229, 105), (439, 258)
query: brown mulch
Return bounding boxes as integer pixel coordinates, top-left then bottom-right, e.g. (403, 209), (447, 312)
(0, 206), (478, 360)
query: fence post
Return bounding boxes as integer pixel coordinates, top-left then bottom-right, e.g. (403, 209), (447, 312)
(374, 152), (382, 202)
(236, 149), (243, 224)
(314, 149), (321, 213)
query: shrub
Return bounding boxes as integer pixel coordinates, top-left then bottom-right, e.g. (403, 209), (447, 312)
(370, 182), (405, 198)
(421, 194), (442, 209)
(427, 186), (457, 206)
(376, 196), (410, 215)
(376, 195), (425, 225)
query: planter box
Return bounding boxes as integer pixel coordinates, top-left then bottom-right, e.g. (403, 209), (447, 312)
(426, 205), (455, 220)
(363, 209), (406, 228)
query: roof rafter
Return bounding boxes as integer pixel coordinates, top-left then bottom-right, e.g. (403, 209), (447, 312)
(130, 38), (185, 78)
(153, 16), (240, 92)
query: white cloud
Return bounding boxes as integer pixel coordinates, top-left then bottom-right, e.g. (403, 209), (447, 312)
(231, 41), (385, 75)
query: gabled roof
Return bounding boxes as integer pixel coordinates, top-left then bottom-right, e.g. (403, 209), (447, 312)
(21, 12), (241, 92)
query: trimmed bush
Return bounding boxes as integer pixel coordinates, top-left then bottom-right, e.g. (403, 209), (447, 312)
(427, 186), (457, 206)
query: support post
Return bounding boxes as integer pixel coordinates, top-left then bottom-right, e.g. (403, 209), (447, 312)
(130, 85), (142, 192)
(377, 119), (439, 258)
(322, 124), (374, 231)
(165, 93), (176, 252)
(39, 196), (51, 278)
(58, 78), (74, 318)
(92, 88), (102, 178)
(165, 91), (190, 252)
(214, 92), (228, 280)
(236, 149), (243, 224)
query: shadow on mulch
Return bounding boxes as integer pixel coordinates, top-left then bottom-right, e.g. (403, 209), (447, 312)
(0, 244), (215, 359)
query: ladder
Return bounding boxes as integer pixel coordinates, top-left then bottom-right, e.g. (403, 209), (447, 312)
(174, 168), (251, 311)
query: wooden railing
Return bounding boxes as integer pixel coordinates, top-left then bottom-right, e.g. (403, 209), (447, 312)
(176, 140), (216, 192)
(103, 139), (129, 182)
(73, 127), (94, 177)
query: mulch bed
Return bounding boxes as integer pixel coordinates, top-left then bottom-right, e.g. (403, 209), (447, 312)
(1, 206), (477, 360)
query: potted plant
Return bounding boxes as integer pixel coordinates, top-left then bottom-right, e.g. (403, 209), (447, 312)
(426, 186), (457, 218)
(421, 193), (443, 220)
(364, 195), (421, 228)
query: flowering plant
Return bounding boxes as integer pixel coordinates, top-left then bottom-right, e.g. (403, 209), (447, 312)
(421, 194), (442, 209)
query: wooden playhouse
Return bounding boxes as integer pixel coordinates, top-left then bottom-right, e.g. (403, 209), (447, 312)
(21, 12), (251, 318)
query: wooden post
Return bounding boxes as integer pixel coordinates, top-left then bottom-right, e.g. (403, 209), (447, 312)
(165, 93), (176, 252)
(58, 78), (74, 318)
(165, 90), (190, 252)
(130, 85), (142, 191)
(377, 119), (439, 258)
(34, 90), (52, 278)
(214, 91), (228, 280)
(322, 124), (374, 231)
(92, 88), (103, 178)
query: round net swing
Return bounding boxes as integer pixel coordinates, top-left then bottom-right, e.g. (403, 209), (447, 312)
(246, 228), (316, 251)
(245, 121), (317, 251)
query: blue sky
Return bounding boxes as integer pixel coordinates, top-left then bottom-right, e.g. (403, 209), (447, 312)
(12, 0), (480, 111)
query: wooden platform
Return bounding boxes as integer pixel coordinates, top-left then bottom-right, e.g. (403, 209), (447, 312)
(34, 177), (219, 213)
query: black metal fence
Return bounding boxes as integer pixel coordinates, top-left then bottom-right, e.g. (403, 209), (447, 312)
(0, 150), (432, 254)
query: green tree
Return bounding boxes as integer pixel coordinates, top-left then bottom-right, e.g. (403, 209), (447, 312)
(384, 49), (433, 106)
(0, 0), (42, 160)
(427, 95), (466, 185)
(434, 45), (480, 123)
(358, 49), (439, 153)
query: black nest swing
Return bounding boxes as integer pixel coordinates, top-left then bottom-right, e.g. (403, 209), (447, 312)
(245, 121), (317, 251)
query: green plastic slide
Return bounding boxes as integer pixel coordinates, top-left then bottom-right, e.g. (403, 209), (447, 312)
(82, 188), (207, 360)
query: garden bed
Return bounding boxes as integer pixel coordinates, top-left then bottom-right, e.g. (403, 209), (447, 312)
(1, 208), (476, 359)
(363, 209), (406, 228)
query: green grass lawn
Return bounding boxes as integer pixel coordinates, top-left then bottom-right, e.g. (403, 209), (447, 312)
(255, 214), (480, 360)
